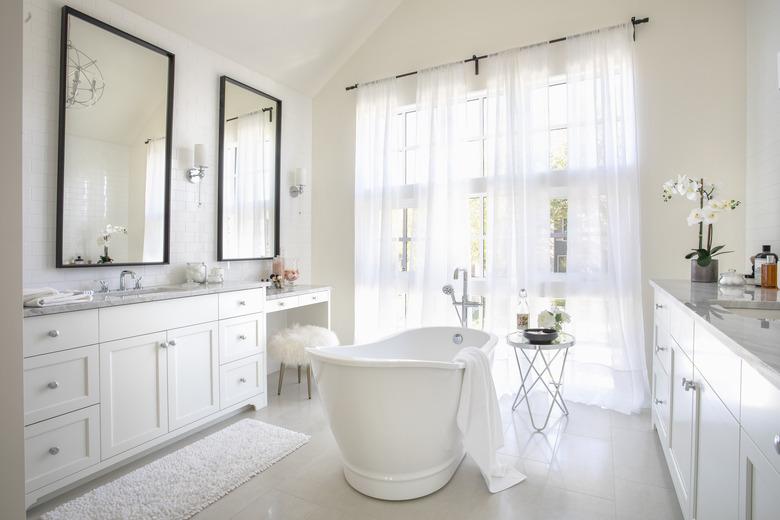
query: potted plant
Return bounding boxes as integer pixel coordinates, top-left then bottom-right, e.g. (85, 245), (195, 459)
(661, 175), (740, 283)
(97, 224), (128, 264)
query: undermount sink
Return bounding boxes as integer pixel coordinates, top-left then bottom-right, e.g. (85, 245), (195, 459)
(711, 300), (780, 321)
(104, 286), (182, 297)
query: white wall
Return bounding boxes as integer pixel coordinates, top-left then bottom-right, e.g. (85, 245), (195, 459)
(23, 0), (312, 291)
(312, 0), (747, 354)
(746, 0), (780, 257)
(1, 0), (25, 516)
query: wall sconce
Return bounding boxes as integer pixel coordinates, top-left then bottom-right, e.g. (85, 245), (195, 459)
(187, 144), (207, 207)
(290, 168), (307, 197)
(187, 144), (207, 184)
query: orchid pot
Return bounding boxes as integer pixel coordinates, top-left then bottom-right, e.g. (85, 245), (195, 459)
(661, 176), (740, 283)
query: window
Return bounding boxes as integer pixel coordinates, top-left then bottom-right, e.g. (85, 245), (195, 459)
(392, 208), (415, 272)
(550, 197), (568, 273)
(468, 194), (487, 278)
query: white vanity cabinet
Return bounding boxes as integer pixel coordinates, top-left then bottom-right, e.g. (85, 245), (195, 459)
(100, 332), (169, 458)
(651, 282), (778, 520)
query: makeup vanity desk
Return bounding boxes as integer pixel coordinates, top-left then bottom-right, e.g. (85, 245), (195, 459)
(21, 281), (331, 507)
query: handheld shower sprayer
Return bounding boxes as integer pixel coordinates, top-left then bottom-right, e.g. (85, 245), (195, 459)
(442, 284), (462, 323)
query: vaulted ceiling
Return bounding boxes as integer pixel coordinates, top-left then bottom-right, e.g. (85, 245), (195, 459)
(112, 0), (403, 95)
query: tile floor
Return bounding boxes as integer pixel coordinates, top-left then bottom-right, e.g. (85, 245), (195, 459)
(28, 371), (683, 520)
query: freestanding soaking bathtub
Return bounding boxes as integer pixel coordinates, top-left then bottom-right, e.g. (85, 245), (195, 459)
(307, 327), (498, 500)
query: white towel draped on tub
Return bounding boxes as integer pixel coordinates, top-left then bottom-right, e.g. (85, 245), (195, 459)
(454, 346), (526, 493)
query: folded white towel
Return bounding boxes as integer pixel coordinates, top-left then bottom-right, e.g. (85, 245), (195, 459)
(454, 346), (527, 493)
(24, 291), (94, 308)
(22, 287), (59, 304)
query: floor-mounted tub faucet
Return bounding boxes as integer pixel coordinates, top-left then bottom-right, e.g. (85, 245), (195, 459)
(443, 268), (484, 328)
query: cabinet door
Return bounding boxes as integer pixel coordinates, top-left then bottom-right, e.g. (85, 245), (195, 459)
(694, 370), (739, 520)
(100, 332), (168, 459)
(167, 322), (220, 430)
(739, 430), (780, 520)
(669, 341), (695, 518)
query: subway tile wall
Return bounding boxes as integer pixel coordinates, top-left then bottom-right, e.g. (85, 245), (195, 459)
(22, 0), (312, 291)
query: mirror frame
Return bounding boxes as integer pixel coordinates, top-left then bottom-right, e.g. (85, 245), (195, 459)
(55, 6), (175, 268)
(217, 76), (282, 261)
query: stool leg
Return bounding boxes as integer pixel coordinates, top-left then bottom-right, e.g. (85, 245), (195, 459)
(306, 364), (312, 400)
(297, 365), (301, 384)
(277, 363), (285, 395)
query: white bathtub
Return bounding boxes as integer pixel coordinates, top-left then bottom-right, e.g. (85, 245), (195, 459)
(307, 327), (498, 500)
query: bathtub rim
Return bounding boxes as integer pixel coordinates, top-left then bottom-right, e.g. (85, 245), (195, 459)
(306, 326), (497, 370)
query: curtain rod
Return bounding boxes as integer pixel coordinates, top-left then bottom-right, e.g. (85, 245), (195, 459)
(345, 16), (649, 92)
(225, 106), (274, 123)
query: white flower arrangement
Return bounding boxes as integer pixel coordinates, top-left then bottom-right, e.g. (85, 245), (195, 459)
(662, 175), (740, 267)
(97, 224), (128, 263)
(538, 307), (571, 332)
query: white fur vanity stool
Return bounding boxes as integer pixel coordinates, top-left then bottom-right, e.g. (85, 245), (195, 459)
(269, 324), (339, 399)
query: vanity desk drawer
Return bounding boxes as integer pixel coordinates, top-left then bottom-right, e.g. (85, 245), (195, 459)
(220, 354), (264, 408)
(267, 296), (300, 313)
(219, 313), (265, 364)
(219, 289), (265, 319)
(24, 310), (99, 357)
(302, 291), (330, 305)
(24, 345), (99, 425)
(24, 405), (100, 492)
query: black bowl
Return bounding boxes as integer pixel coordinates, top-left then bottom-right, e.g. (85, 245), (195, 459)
(522, 328), (559, 344)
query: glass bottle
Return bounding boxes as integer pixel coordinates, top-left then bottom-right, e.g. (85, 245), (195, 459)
(515, 289), (530, 331)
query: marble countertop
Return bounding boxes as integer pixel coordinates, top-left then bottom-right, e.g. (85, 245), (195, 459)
(650, 279), (780, 389)
(23, 282), (331, 318)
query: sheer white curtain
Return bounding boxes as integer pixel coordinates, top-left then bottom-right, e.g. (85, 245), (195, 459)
(560, 25), (648, 413)
(224, 112), (270, 258)
(354, 79), (403, 341)
(406, 64), (471, 328)
(142, 137), (165, 262)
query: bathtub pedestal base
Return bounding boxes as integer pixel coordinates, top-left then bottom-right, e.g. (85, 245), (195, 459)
(342, 449), (466, 501)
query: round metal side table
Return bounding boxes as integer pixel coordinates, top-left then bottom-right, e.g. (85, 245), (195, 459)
(506, 331), (576, 432)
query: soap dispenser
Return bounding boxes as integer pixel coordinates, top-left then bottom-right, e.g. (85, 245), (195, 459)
(753, 245), (778, 286)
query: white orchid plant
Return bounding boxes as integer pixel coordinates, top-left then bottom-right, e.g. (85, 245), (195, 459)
(538, 307), (571, 333)
(97, 224), (128, 264)
(661, 175), (740, 267)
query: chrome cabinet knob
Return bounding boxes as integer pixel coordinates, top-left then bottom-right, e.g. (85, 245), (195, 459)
(238, 300), (247, 306)
(49, 447), (60, 455)
(655, 303), (664, 309)
(238, 334), (247, 341)
(48, 330), (60, 338)
(239, 377), (247, 383)
(159, 341), (169, 349)
(654, 399), (664, 405)
(47, 381), (60, 389)
(655, 345), (667, 353)
(168, 340), (177, 347)
(681, 378), (696, 391)
(774, 434), (780, 455)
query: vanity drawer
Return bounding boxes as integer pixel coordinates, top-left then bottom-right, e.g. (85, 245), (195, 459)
(220, 354), (264, 409)
(694, 324), (741, 418)
(741, 362), (780, 474)
(652, 362), (671, 446)
(267, 296), (300, 313)
(99, 294), (218, 342)
(219, 313), (265, 364)
(301, 290), (330, 305)
(654, 321), (673, 376)
(24, 345), (99, 425)
(218, 288), (265, 319)
(669, 303), (694, 359)
(24, 405), (100, 492)
(653, 290), (670, 332)
(24, 310), (99, 357)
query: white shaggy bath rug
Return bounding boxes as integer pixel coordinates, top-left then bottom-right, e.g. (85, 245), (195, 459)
(41, 419), (309, 520)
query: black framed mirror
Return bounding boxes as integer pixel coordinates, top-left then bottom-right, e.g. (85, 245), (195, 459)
(217, 76), (281, 261)
(56, 6), (174, 267)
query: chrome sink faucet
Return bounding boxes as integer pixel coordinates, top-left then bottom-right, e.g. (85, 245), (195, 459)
(119, 270), (136, 291)
(443, 268), (484, 328)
